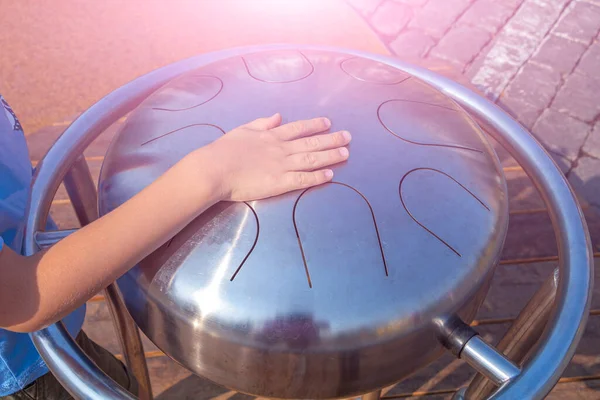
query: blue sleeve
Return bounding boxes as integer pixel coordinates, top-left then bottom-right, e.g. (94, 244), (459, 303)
(0, 235), (4, 252)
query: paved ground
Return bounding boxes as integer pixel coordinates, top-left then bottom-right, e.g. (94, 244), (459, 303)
(348, 0), (600, 216)
(0, 0), (387, 133)
(4, 0), (600, 398)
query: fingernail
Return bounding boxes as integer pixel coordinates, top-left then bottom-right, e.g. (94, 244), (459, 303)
(323, 118), (331, 128)
(324, 169), (334, 178)
(339, 147), (349, 157)
(342, 131), (351, 141)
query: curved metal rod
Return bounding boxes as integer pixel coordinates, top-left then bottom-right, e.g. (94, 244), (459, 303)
(464, 268), (559, 399)
(64, 156), (153, 399)
(361, 389), (382, 400)
(460, 336), (521, 386)
(33, 323), (137, 400)
(22, 44), (593, 400)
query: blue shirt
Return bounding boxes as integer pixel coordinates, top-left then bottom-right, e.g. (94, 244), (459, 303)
(0, 95), (85, 395)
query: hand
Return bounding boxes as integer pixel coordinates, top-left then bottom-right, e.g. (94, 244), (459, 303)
(198, 113), (351, 202)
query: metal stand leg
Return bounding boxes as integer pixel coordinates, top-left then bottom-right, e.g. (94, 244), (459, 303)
(63, 155), (153, 400)
(361, 389), (382, 400)
(462, 268), (559, 399)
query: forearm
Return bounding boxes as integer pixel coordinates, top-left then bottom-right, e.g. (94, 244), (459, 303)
(0, 113), (348, 332)
(0, 150), (220, 332)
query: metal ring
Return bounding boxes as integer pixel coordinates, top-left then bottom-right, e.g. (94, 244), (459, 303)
(22, 44), (593, 400)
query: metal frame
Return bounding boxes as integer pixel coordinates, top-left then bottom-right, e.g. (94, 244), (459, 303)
(64, 156), (153, 400)
(22, 44), (593, 400)
(458, 269), (560, 399)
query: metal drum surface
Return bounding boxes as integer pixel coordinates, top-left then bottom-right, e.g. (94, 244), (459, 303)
(98, 49), (509, 398)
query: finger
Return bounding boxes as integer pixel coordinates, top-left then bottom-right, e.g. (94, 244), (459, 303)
(273, 117), (331, 140)
(283, 169), (334, 191)
(243, 113), (282, 130)
(286, 130), (351, 153)
(287, 147), (349, 171)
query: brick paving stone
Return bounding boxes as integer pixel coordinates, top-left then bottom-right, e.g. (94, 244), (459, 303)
(577, 40), (600, 77)
(390, 29), (436, 59)
(553, 72), (600, 122)
(532, 108), (591, 161)
(459, 0), (516, 33)
(552, 151), (574, 174)
(392, 0), (428, 6)
(408, 0), (472, 39)
(346, 0), (384, 16)
(470, 0), (569, 99)
(569, 156), (600, 208)
(501, 0), (526, 8)
(370, 1), (413, 38)
(508, 0), (569, 37)
(470, 32), (540, 98)
(584, 122), (600, 159)
(503, 62), (562, 112)
(531, 34), (587, 76)
(430, 25), (492, 67)
(464, 35), (495, 80)
(553, 1), (600, 44)
(498, 95), (543, 129)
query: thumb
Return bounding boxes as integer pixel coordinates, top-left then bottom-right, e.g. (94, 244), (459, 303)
(244, 113), (282, 130)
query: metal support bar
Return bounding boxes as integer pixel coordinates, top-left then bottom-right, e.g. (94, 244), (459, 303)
(63, 156), (153, 400)
(34, 323), (137, 400)
(460, 336), (521, 386)
(361, 390), (382, 400)
(35, 229), (77, 249)
(464, 269), (559, 399)
(63, 156), (98, 226)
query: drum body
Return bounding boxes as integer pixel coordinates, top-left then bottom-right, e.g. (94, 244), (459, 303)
(98, 49), (509, 399)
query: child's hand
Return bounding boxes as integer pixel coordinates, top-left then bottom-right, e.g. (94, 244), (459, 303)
(198, 113), (351, 202)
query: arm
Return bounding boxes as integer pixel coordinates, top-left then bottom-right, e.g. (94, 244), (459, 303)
(0, 114), (351, 332)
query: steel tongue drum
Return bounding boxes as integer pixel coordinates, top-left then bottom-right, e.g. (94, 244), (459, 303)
(97, 49), (508, 399)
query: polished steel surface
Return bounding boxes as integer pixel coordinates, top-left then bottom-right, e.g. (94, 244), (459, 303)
(99, 49), (508, 398)
(63, 156), (153, 399)
(460, 336), (521, 386)
(63, 156), (98, 226)
(33, 323), (136, 400)
(20, 44), (593, 400)
(436, 314), (478, 357)
(465, 268), (559, 399)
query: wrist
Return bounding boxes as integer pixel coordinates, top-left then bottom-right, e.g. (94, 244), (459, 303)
(181, 147), (229, 204)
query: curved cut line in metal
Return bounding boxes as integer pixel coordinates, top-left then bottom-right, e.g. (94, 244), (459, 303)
(151, 75), (224, 112)
(399, 168), (490, 257)
(229, 202), (261, 282)
(241, 50), (315, 83)
(339, 57), (412, 85)
(377, 99), (483, 153)
(292, 181), (389, 288)
(140, 123), (226, 146)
